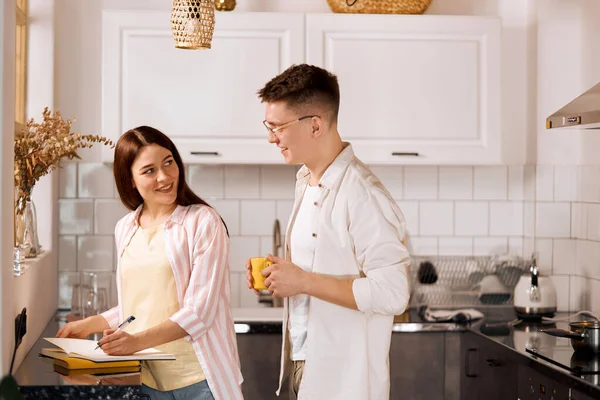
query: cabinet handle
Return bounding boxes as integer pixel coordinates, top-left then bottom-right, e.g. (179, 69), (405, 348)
(391, 152), (420, 157)
(190, 151), (220, 156)
(485, 358), (503, 367)
(465, 348), (477, 378)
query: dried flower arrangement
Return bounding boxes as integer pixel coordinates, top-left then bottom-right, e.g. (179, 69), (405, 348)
(14, 107), (114, 213)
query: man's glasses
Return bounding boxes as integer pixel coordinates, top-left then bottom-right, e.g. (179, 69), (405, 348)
(263, 115), (317, 134)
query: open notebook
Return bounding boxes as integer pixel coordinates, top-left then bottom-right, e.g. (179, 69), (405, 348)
(44, 338), (175, 362)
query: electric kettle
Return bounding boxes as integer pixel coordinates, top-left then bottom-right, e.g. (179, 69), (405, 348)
(513, 254), (557, 320)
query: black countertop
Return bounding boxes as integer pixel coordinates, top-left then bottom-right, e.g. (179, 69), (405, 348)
(471, 311), (600, 398)
(13, 314), (143, 400)
(14, 308), (600, 399)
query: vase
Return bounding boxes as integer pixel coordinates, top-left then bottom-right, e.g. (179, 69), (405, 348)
(214, 0), (236, 11)
(15, 197), (41, 258)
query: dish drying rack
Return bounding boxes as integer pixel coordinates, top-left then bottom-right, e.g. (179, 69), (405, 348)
(408, 255), (532, 308)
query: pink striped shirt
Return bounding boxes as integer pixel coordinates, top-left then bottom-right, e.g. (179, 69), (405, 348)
(101, 204), (243, 400)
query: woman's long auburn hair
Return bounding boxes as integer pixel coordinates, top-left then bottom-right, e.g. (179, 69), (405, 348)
(113, 126), (228, 234)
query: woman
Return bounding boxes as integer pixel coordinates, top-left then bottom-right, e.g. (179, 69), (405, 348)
(57, 126), (243, 400)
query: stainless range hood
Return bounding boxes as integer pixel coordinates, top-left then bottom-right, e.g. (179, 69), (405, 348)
(546, 81), (600, 129)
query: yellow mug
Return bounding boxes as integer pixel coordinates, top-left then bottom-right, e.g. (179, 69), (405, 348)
(250, 257), (273, 290)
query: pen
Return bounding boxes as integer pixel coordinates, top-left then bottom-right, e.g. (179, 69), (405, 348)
(94, 315), (136, 350)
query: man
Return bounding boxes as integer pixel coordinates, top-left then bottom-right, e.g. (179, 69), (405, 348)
(246, 64), (410, 400)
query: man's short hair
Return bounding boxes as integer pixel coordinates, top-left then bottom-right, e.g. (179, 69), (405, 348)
(257, 64), (340, 120)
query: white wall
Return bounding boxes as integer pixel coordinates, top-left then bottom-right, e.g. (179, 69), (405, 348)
(0, 0), (59, 374)
(0, 0), (18, 376)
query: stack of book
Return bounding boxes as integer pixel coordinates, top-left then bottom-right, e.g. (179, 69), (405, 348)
(40, 337), (175, 377)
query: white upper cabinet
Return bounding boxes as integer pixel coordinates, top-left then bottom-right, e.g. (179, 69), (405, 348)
(102, 11), (304, 163)
(307, 14), (501, 165)
(102, 11), (501, 164)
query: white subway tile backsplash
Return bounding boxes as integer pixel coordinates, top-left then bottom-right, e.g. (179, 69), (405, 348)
(535, 166), (554, 201)
(523, 238), (535, 261)
(240, 201), (276, 236)
(188, 165), (225, 199)
(78, 163), (114, 198)
(553, 166), (577, 202)
(419, 202), (453, 236)
(508, 237), (524, 257)
(576, 240), (600, 279)
(59, 199), (94, 235)
(59, 163), (77, 198)
(553, 239), (577, 275)
(438, 237), (472, 255)
(229, 236), (260, 273)
(550, 275), (570, 312)
(260, 166), (296, 199)
(570, 276), (590, 312)
(239, 274), (264, 308)
(409, 237), (438, 255)
(489, 202), (523, 236)
(534, 238), (553, 275)
(60, 158), (600, 313)
(260, 236), (283, 258)
(586, 204), (600, 241)
(369, 166), (403, 199)
(508, 166), (524, 200)
(523, 165), (536, 201)
(225, 166), (259, 199)
(58, 236), (77, 272)
(473, 166), (507, 200)
(211, 200), (241, 236)
(580, 166), (600, 203)
(536, 203), (571, 238)
(276, 200), (294, 234)
(397, 201), (419, 236)
(77, 236), (114, 271)
(523, 201), (536, 237)
(404, 167), (438, 200)
(438, 167), (472, 200)
(473, 237), (508, 256)
(94, 200), (128, 235)
(454, 202), (488, 236)
(571, 203), (587, 240)
(229, 272), (241, 308)
(590, 279), (600, 315)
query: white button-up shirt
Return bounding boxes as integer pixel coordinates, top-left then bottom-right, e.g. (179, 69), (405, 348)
(277, 143), (411, 400)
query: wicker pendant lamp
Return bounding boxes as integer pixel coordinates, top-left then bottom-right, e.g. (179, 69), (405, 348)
(171, 0), (215, 50)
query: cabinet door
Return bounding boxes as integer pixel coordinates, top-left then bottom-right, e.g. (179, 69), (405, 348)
(102, 11), (304, 163)
(237, 332), (289, 400)
(306, 14), (501, 165)
(390, 333), (445, 400)
(461, 332), (518, 400)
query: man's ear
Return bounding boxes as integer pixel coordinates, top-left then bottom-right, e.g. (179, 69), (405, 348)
(311, 116), (324, 137)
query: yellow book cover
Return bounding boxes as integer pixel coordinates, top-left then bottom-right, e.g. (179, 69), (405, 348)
(40, 348), (140, 370)
(53, 363), (140, 377)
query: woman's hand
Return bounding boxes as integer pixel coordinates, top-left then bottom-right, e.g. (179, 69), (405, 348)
(56, 315), (110, 339)
(98, 329), (142, 356)
(56, 319), (92, 339)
